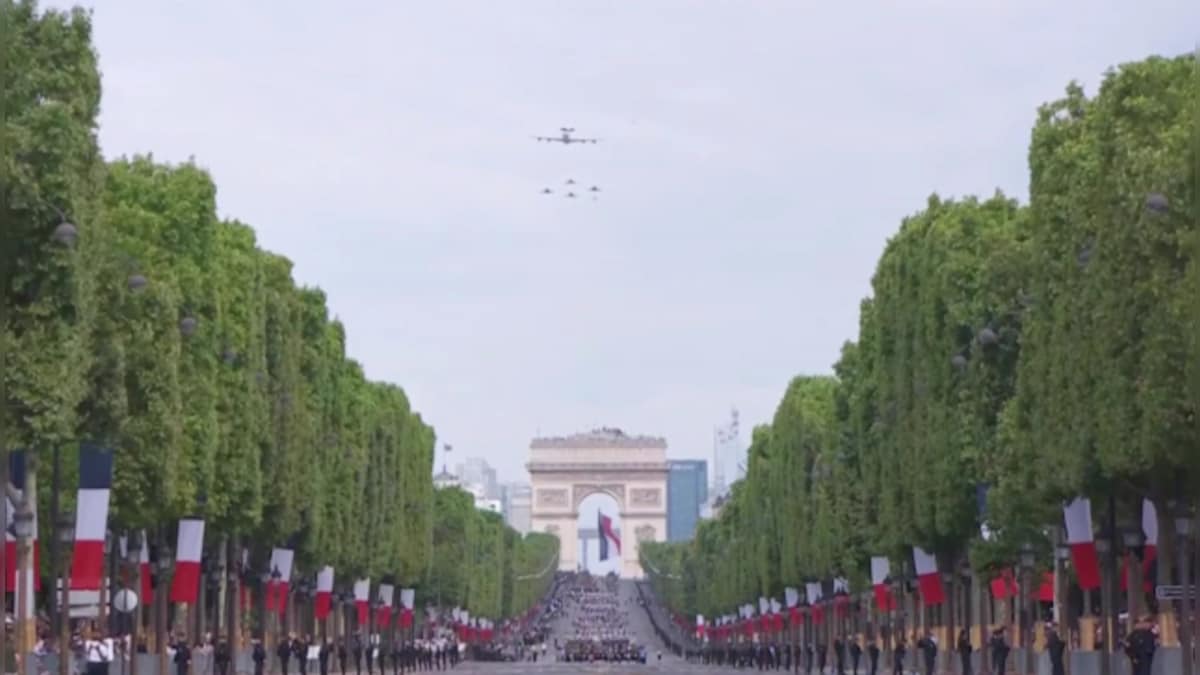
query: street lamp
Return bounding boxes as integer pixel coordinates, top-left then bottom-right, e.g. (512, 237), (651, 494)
(1019, 542), (1036, 675)
(56, 513), (74, 675)
(124, 531), (142, 675)
(53, 221), (78, 247)
(179, 316), (198, 338)
(1145, 193), (1169, 214)
(128, 274), (148, 293)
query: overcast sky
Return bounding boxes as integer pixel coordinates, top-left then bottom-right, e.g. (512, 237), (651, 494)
(57, 1), (1198, 484)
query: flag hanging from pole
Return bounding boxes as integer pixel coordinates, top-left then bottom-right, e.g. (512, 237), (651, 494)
(1063, 498), (1101, 590)
(315, 566), (335, 619)
(169, 518), (205, 604)
(70, 444), (114, 590)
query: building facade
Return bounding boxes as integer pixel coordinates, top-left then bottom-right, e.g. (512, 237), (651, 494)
(456, 457), (499, 499)
(528, 427), (668, 578)
(666, 459), (708, 542)
(502, 482), (532, 534)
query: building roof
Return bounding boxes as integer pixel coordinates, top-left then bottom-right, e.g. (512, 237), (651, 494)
(530, 427), (667, 449)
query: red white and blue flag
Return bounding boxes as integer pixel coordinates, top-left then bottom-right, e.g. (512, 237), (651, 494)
(598, 512), (620, 561)
(170, 518), (205, 603)
(70, 444), (114, 590)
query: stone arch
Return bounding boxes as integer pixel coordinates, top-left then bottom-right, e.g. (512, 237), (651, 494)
(571, 483), (627, 514)
(635, 524), (656, 542)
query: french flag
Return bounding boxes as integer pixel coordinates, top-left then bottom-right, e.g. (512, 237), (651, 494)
(598, 512), (621, 561)
(806, 582), (824, 624)
(377, 584), (395, 627)
(4, 450), (40, 593)
(400, 588), (415, 628)
(139, 536), (153, 604)
(785, 586), (801, 625)
(169, 518), (205, 604)
(354, 578), (370, 626)
(70, 445), (114, 590)
(267, 548), (294, 614)
(1121, 499), (1159, 592)
(871, 557), (895, 611)
(315, 566), (335, 619)
(913, 546), (945, 605)
(990, 568), (1019, 599)
(1064, 498), (1101, 590)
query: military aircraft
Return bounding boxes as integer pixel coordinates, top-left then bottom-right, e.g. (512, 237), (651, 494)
(589, 186), (600, 193)
(565, 179), (576, 185)
(542, 188), (553, 194)
(535, 127), (599, 144)
(566, 192), (577, 199)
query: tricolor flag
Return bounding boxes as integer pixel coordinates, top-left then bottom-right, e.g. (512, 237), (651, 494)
(806, 582), (824, 624)
(870, 557), (895, 611)
(1122, 498), (1160, 592)
(378, 584), (395, 627)
(400, 588), (416, 628)
(832, 576), (851, 617)
(169, 518), (205, 604)
(315, 566), (335, 619)
(354, 578), (370, 626)
(785, 586), (801, 624)
(1064, 498), (1101, 590)
(70, 445), (114, 590)
(912, 546), (945, 605)
(4, 451), (41, 593)
(598, 511), (621, 561)
(139, 536), (153, 604)
(990, 569), (1019, 599)
(267, 548), (295, 614)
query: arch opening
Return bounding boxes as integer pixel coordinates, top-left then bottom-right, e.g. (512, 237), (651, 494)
(576, 492), (621, 576)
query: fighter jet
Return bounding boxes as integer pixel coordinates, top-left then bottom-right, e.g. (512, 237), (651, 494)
(565, 179), (576, 185)
(589, 186), (600, 193)
(566, 192), (577, 199)
(534, 127), (599, 144)
(542, 188), (553, 195)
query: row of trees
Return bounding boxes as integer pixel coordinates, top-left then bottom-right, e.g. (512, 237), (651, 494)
(2, 1), (557, 617)
(641, 52), (1199, 620)
(424, 487), (558, 620)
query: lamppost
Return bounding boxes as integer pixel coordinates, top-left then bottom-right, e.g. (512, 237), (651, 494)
(295, 578), (312, 638)
(1175, 504), (1195, 675)
(1121, 525), (1145, 633)
(12, 507), (36, 672)
(1019, 542), (1036, 675)
(155, 545), (174, 675)
(125, 531), (142, 675)
(1095, 533), (1112, 675)
(205, 560), (223, 638)
(56, 512), (75, 675)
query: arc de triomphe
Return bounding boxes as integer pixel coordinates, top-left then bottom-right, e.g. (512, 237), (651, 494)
(527, 428), (668, 579)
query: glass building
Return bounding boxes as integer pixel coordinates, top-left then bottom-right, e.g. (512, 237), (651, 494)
(666, 460), (708, 542)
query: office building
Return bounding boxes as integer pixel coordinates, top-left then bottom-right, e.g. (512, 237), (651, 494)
(456, 457), (499, 500)
(666, 460), (708, 542)
(502, 482), (532, 534)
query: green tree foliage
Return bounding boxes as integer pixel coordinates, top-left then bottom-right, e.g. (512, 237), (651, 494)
(4, 3), (441, 588)
(423, 487), (558, 620)
(641, 54), (1197, 619)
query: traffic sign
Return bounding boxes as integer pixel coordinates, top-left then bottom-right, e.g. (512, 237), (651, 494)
(1155, 585), (1196, 601)
(113, 588), (139, 613)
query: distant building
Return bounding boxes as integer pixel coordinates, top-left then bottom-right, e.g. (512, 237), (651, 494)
(503, 482), (532, 534)
(666, 460), (708, 542)
(457, 457), (499, 500)
(433, 465), (460, 490)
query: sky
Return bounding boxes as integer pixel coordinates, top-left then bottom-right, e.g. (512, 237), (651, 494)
(52, 0), (1199, 484)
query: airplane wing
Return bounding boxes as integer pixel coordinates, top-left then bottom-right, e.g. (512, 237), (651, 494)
(534, 136), (564, 143)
